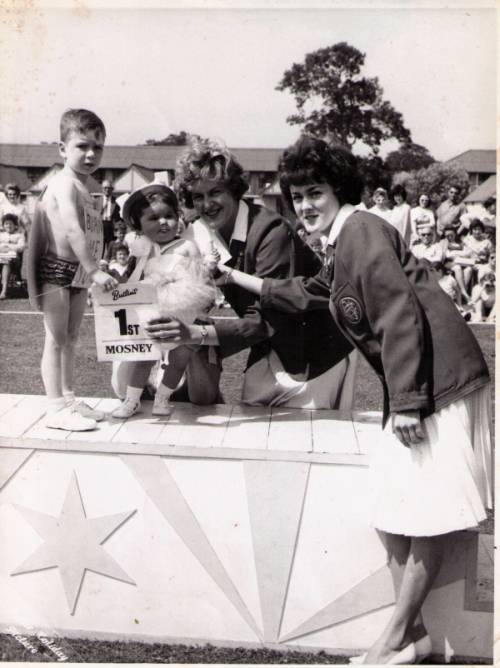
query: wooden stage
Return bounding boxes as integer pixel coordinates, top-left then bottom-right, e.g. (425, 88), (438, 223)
(0, 393), (376, 465)
(0, 393), (493, 661)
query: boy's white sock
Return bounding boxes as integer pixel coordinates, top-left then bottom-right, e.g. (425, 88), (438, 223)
(155, 383), (174, 401)
(125, 386), (143, 403)
(47, 397), (66, 414)
(63, 391), (76, 406)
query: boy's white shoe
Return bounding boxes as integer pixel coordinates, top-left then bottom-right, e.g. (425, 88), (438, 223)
(111, 398), (141, 419)
(152, 395), (172, 416)
(69, 400), (105, 422)
(45, 405), (97, 432)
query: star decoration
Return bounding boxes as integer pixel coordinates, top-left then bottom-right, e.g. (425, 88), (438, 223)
(11, 471), (136, 615)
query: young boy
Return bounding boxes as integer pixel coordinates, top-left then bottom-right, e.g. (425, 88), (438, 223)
(32, 109), (118, 431)
(107, 243), (133, 283)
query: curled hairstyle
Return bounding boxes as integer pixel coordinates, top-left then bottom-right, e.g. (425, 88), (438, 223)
(113, 243), (129, 256)
(175, 137), (248, 208)
(278, 135), (364, 211)
(5, 183), (20, 195)
(2, 213), (19, 229)
(60, 108), (106, 142)
(125, 185), (179, 232)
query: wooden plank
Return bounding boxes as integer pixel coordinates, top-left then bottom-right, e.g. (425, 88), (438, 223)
(0, 395), (48, 438)
(267, 408), (312, 452)
(111, 401), (172, 445)
(221, 405), (271, 450)
(155, 402), (232, 448)
(0, 434), (369, 465)
(0, 393), (26, 418)
(311, 410), (359, 454)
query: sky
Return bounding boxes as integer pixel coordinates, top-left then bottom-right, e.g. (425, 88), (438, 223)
(0, 2), (496, 161)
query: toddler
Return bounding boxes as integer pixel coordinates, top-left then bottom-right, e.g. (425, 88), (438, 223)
(107, 243), (133, 283)
(111, 183), (219, 418)
(0, 213), (25, 299)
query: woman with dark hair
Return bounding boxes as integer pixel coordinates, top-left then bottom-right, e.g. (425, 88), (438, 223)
(388, 184), (411, 244)
(219, 135), (492, 665)
(146, 136), (355, 409)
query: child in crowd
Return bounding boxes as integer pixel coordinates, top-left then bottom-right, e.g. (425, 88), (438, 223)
(28, 108), (118, 431)
(0, 213), (25, 299)
(111, 183), (220, 418)
(470, 271), (496, 323)
(102, 221), (128, 264)
(107, 243), (133, 283)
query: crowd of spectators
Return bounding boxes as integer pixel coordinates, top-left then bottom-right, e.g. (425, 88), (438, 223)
(364, 185), (496, 322)
(0, 179), (496, 323)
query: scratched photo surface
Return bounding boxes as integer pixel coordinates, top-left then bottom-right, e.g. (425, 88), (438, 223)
(0, 1), (496, 665)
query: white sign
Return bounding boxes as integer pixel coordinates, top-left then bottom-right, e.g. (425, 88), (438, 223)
(72, 205), (104, 289)
(92, 282), (162, 362)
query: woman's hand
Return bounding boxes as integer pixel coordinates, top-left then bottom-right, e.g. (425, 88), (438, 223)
(145, 317), (199, 344)
(391, 410), (425, 447)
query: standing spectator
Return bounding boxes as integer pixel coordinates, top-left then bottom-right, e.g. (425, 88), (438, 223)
(388, 184), (411, 244)
(102, 221), (128, 264)
(369, 187), (392, 222)
(410, 193), (436, 243)
(0, 183), (31, 233)
(0, 213), (25, 299)
(100, 180), (122, 251)
(436, 185), (466, 236)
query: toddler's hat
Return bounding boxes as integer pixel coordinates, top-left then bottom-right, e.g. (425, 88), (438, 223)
(122, 183), (177, 226)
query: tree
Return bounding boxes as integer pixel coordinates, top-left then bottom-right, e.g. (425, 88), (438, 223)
(276, 42), (411, 154)
(394, 162), (470, 207)
(358, 154), (391, 193)
(385, 142), (435, 173)
(145, 131), (197, 146)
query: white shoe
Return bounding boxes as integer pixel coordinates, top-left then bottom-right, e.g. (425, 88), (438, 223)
(69, 400), (105, 422)
(111, 398), (141, 419)
(45, 405), (97, 432)
(152, 395), (172, 416)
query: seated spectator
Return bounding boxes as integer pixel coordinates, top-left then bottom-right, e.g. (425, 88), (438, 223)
(107, 243), (134, 283)
(0, 213), (25, 299)
(0, 183), (30, 233)
(410, 226), (445, 269)
(463, 219), (493, 266)
(438, 226), (475, 303)
(388, 184), (411, 244)
(410, 193), (436, 243)
(103, 221), (128, 264)
(369, 187), (392, 222)
(470, 271), (495, 323)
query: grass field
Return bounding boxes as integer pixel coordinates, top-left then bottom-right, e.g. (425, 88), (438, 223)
(0, 297), (495, 663)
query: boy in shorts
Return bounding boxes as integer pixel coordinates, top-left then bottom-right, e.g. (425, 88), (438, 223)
(35, 109), (118, 431)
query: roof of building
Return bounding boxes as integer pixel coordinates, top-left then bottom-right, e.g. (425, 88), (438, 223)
(446, 149), (497, 174)
(464, 174), (496, 203)
(0, 143), (284, 172)
(0, 165), (32, 191)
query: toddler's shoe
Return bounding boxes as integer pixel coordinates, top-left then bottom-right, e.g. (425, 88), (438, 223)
(111, 398), (141, 419)
(69, 400), (105, 422)
(45, 405), (97, 432)
(152, 395), (172, 416)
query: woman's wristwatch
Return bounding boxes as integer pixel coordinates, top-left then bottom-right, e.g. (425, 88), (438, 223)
(199, 325), (209, 345)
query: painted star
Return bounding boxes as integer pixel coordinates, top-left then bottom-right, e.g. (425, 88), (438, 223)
(11, 471), (136, 614)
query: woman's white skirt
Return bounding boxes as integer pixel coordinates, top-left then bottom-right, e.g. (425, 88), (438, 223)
(371, 385), (493, 537)
(241, 349), (358, 409)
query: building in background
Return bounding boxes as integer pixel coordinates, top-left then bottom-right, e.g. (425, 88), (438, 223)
(446, 150), (496, 188)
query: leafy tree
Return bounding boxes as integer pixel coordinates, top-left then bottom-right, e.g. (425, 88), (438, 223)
(276, 42), (411, 154)
(393, 162), (470, 207)
(145, 131), (197, 146)
(358, 154), (391, 193)
(385, 142), (435, 173)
